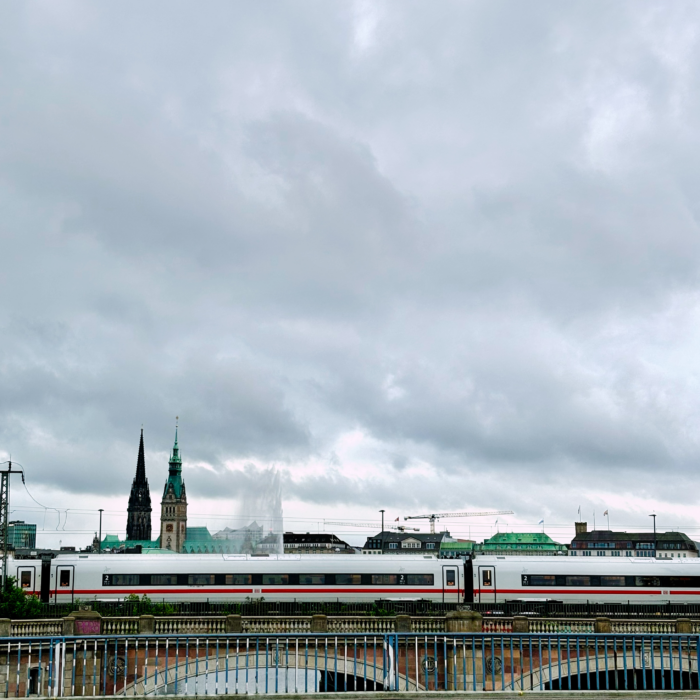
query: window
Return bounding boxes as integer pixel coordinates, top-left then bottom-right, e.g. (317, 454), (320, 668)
(389, 543), (398, 549)
(426, 543), (435, 550)
(635, 577), (660, 587)
(336, 574), (361, 585)
(481, 570), (492, 587)
(262, 575), (289, 585)
(525, 575), (555, 586)
(20, 571), (31, 589)
(225, 574), (252, 585)
(59, 570), (71, 588)
(446, 570), (456, 587)
(299, 574), (325, 585)
(188, 574), (215, 585)
(151, 575), (178, 585)
(601, 576), (626, 587)
(402, 541), (421, 548)
(407, 574), (434, 585)
(372, 574), (398, 585)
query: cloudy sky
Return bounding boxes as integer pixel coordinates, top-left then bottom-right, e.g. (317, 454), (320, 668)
(2, 1), (700, 547)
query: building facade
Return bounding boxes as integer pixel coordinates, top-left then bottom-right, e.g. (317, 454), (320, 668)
(126, 429), (152, 541)
(283, 532), (354, 553)
(570, 522), (698, 558)
(475, 532), (567, 556)
(362, 531), (447, 554)
(8, 521), (36, 550)
(159, 426), (188, 552)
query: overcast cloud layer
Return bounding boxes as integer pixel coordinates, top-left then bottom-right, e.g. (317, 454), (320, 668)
(2, 0), (700, 544)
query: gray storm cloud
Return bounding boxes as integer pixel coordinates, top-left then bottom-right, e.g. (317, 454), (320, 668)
(1, 0), (700, 533)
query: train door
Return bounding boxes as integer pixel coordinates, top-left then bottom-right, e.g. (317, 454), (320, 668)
(478, 565), (496, 604)
(442, 565), (459, 603)
(55, 565), (74, 604)
(40, 559), (51, 603)
(16, 566), (36, 595)
(463, 559), (474, 604)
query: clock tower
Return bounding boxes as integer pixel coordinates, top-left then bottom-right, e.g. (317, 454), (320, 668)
(160, 420), (187, 552)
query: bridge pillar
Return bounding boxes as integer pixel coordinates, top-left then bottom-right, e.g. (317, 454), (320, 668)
(226, 615), (242, 633)
(676, 618), (692, 634)
(139, 615), (155, 634)
(395, 615), (411, 632)
(594, 617), (612, 633)
(311, 614), (328, 632)
(63, 616), (76, 636)
(0, 619), (10, 637)
(512, 616), (529, 633)
(444, 611), (482, 690)
(445, 611), (482, 633)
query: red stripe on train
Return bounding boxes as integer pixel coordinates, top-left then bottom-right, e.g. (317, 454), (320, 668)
(54, 587), (456, 596)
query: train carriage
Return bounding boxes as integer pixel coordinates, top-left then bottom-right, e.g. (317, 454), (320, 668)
(7, 553), (463, 604)
(472, 555), (700, 604)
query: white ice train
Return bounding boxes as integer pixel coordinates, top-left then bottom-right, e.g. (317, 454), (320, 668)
(7, 553), (700, 605)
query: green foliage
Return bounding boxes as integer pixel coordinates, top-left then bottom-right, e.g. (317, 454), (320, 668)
(0, 577), (43, 619)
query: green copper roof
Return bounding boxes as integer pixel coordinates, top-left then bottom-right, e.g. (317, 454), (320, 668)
(163, 425), (185, 499)
(440, 541), (474, 551)
(477, 532), (566, 551)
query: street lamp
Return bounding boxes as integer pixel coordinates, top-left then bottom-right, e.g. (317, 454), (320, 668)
(379, 510), (386, 555)
(98, 509), (104, 553)
(649, 514), (657, 558)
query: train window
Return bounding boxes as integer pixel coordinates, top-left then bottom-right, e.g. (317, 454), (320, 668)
(151, 575), (178, 585)
(188, 575), (215, 585)
(225, 574), (252, 585)
(565, 576), (590, 586)
(407, 574), (434, 585)
(635, 577), (660, 587)
(112, 574), (139, 586)
(446, 570), (456, 587)
(601, 576), (626, 587)
(299, 574), (325, 585)
(20, 571), (31, 589)
(372, 574), (398, 585)
(59, 570), (71, 588)
(481, 570), (491, 587)
(524, 575), (556, 586)
(262, 575), (289, 585)
(336, 574), (361, 585)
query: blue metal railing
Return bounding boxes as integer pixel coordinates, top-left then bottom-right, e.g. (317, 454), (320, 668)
(0, 632), (697, 695)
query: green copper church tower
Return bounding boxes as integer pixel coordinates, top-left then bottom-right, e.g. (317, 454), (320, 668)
(159, 420), (187, 552)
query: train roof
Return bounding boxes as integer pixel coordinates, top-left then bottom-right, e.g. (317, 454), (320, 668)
(45, 552), (441, 563)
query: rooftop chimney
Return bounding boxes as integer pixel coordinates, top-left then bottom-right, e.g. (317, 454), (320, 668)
(575, 522), (588, 535)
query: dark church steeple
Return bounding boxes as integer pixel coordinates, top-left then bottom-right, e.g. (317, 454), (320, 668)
(126, 428), (152, 541)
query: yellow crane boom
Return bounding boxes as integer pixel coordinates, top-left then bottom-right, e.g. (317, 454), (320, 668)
(404, 510), (514, 533)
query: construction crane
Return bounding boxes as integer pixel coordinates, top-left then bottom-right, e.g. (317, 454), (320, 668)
(391, 525), (420, 533)
(404, 510), (514, 534)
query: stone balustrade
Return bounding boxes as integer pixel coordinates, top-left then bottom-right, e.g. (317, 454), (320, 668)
(3, 612), (700, 637)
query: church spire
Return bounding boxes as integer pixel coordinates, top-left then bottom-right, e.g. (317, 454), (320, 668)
(170, 418), (182, 466)
(135, 428), (147, 484)
(126, 427), (152, 541)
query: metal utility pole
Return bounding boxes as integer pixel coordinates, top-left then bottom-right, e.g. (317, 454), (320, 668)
(379, 510), (385, 533)
(98, 509), (104, 552)
(0, 462), (25, 590)
(649, 513), (657, 558)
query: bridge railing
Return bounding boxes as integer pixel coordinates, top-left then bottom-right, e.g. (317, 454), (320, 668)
(0, 631), (697, 696)
(3, 614), (699, 637)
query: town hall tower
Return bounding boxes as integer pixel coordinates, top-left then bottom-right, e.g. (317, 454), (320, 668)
(160, 421), (187, 552)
